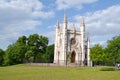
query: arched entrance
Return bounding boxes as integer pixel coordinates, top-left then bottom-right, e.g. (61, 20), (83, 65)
(71, 51), (76, 63)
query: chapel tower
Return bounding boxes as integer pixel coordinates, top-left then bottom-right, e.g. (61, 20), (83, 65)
(54, 13), (92, 66)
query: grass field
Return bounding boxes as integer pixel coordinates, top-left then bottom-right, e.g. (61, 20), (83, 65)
(0, 64), (120, 80)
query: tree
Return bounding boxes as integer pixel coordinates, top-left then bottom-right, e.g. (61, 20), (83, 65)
(4, 34), (49, 65)
(4, 44), (17, 65)
(16, 35), (27, 45)
(25, 34), (48, 62)
(105, 35), (120, 65)
(4, 36), (27, 65)
(90, 44), (105, 65)
(0, 49), (5, 65)
(15, 35), (27, 62)
(43, 44), (54, 62)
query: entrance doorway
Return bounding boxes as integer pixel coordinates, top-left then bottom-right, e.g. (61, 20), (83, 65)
(71, 51), (76, 63)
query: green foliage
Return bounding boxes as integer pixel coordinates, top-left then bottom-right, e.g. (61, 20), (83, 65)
(2, 34), (120, 66)
(90, 35), (120, 66)
(4, 34), (49, 65)
(66, 52), (71, 61)
(45, 44), (54, 62)
(16, 35), (27, 45)
(90, 44), (105, 65)
(26, 34), (48, 62)
(4, 44), (26, 65)
(105, 35), (120, 65)
(25, 50), (34, 62)
(39, 44), (54, 62)
(0, 49), (5, 65)
(4, 36), (27, 65)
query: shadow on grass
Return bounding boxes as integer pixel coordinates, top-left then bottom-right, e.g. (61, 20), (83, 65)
(100, 67), (115, 71)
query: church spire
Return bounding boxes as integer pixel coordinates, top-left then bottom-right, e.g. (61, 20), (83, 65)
(80, 16), (85, 66)
(56, 20), (59, 29)
(80, 16), (85, 32)
(80, 16), (85, 27)
(63, 12), (67, 23)
(62, 12), (67, 29)
(87, 33), (90, 42)
(87, 32), (91, 66)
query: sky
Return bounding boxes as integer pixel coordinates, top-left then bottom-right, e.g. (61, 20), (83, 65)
(0, 0), (120, 50)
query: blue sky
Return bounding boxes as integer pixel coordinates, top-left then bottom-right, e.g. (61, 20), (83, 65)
(0, 0), (120, 50)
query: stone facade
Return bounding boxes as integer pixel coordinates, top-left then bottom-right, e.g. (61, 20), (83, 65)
(54, 13), (92, 66)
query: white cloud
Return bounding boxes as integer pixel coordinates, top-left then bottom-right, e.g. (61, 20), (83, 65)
(44, 31), (55, 45)
(91, 41), (107, 47)
(0, 0), (43, 11)
(74, 5), (120, 46)
(86, 5), (120, 36)
(32, 11), (54, 19)
(0, 0), (54, 50)
(55, 0), (98, 10)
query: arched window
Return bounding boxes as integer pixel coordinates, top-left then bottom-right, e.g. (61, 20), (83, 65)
(71, 38), (76, 45)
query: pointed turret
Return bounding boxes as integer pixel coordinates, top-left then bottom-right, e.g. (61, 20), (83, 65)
(62, 12), (67, 29)
(87, 33), (90, 42)
(80, 16), (85, 27)
(71, 23), (76, 31)
(87, 33), (92, 66)
(71, 23), (76, 38)
(56, 20), (60, 29)
(62, 12), (67, 64)
(54, 20), (60, 64)
(80, 16), (85, 66)
(63, 13), (67, 23)
(80, 16), (85, 32)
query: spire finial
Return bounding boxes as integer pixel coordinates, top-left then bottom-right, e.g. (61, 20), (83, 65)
(87, 32), (90, 41)
(56, 19), (59, 29)
(80, 16), (85, 26)
(63, 12), (67, 23)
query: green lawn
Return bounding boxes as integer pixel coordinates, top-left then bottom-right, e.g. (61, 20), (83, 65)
(0, 64), (120, 80)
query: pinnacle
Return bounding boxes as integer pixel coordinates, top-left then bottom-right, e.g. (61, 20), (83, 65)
(80, 16), (85, 26)
(56, 20), (59, 28)
(87, 33), (90, 41)
(63, 12), (67, 23)
(71, 23), (75, 31)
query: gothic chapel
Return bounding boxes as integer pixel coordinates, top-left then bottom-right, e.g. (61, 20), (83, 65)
(54, 13), (92, 66)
